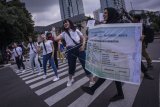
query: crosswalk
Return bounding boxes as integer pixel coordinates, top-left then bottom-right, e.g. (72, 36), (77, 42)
(11, 61), (141, 107)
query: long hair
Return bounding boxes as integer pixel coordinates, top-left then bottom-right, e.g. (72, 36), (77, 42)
(62, 19), (76, 33)
(104, 7), (120, 23)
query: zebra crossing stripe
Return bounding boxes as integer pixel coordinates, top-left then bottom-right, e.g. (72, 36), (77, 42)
(21, 63), (69, 80)
(30, 65), (82, 89)
(68, 80), (112, 107)
(44, 76), (88, 106)
(35, 66), (83, 95)
(25, 63), (80, 84)
(18, 62), (67, 76)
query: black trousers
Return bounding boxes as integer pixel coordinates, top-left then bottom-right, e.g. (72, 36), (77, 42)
(141, 61), (148, 74)
(90, 78), (123, 96)
(15, 56), (25, 70)
(54, 50), (58, 68)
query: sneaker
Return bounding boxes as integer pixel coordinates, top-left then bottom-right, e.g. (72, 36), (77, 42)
(147, 65), (153, 70)
(22, 70), (26, 73)
(89, 81), (95, 87)
(53, 76), (60, 82)
(109, 94), (124, 102)
(81, 86), (94, 95)
(37, 72), (42, 75)
(67, 78), (74, 87)
(43, 75), (47, 79)
(144, 74), (154, 80)
(16, 69), (20, 73)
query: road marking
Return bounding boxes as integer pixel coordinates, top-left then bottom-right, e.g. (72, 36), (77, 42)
(44, 76), (88, 106)
(68, 80), (112, 107)
(22, 63), (68, 80)
(142, 60), (160, 63)
(35, 65), (82, 95)
(30, 65), (82, 89)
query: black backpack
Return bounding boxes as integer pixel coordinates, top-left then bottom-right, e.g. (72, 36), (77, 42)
(143, 26), (155, 43)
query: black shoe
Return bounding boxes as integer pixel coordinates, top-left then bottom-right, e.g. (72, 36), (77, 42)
(144, 74), (154, 80)
(147, 65), (153, 70)
(110, 94), (124, 102)
(81, 86), (94, 95)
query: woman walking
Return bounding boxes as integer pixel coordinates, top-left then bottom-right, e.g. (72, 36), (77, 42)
(38, 34), (59, 81)
(53, 19), (95, 86)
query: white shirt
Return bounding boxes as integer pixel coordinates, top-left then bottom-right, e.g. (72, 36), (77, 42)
(12, 47), (22, 57)
(28, 42), (37, 55)
(61, 29), (83, 47)
(40, 40), (53, 55)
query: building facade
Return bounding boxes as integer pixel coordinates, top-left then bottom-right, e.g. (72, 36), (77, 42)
(59, 0), (85, 20)
(100, 0), (126, 12)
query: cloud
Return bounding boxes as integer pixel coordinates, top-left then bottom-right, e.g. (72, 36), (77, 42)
(21, 0), (160, 26)
(21, 0), (59, 13)
(32, 5), (61, 26)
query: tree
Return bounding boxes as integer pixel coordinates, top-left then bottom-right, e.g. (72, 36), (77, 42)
(0, 0), (34, 63)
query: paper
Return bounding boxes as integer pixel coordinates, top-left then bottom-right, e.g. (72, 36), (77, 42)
(87, 20), (95, 28)
(85, 23), (142, 85)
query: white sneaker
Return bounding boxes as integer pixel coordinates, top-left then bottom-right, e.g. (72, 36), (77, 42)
(22, 70), (26, 73)
(89, 81), (95, 87)
(16, 69), (20, 73)
(67, 78), (74, 87)
(43, 75), (47, 79)
(37, 72), (42, 75)
(53, 76), (60, 82)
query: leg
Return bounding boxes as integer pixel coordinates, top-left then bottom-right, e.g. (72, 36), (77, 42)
(81, 78), (105, 95)
(142, 42), (152, 68)
(115, 81), (123, 96)
(48, 53), (58, 77)
(110, 81), (124, 102)
(35, 54), (41, 73)
(54, 50), (58, 68)
(30, 53), (35, 71)
(38, 57), (42, 67)
(20, 56), (25, 70)
(78, 51), (94, 84)
(15, 57), (20, 70)
(66, 47), (77, 86)
(43, 55), (48, 75)
(67, 48), (77, 78)
(141, 61), (154, 80)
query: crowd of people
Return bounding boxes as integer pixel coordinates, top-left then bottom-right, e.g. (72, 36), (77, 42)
(4, 7), (154, 103)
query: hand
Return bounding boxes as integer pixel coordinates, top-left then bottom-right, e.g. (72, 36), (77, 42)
(140, 35), (145, 41)
(79, 45), (85, 51)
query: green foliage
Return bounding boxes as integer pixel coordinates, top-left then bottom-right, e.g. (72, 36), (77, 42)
(0, 0), (34, 49)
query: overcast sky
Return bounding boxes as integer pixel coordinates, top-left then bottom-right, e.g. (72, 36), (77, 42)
(21, 0), (160, 26)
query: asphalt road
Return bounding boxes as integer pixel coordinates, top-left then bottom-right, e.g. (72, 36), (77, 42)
(0, 39), (159, 107)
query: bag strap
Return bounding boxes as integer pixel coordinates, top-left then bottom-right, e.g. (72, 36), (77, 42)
(15, 48), (19, 56)
(30, 42), (36, 53)
(66, 31), (79, 45)
(42, 41), (48, 54)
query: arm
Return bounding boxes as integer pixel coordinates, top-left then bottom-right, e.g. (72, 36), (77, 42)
(50, 41), (55, 57)
(77, 30), (86, 51)
(37, 43), (42, 54)
(22, 42), (28, 50)
(53, 34), (63, 42)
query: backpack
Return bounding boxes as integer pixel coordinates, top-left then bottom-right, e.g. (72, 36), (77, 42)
(143, 26), (155, 43)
